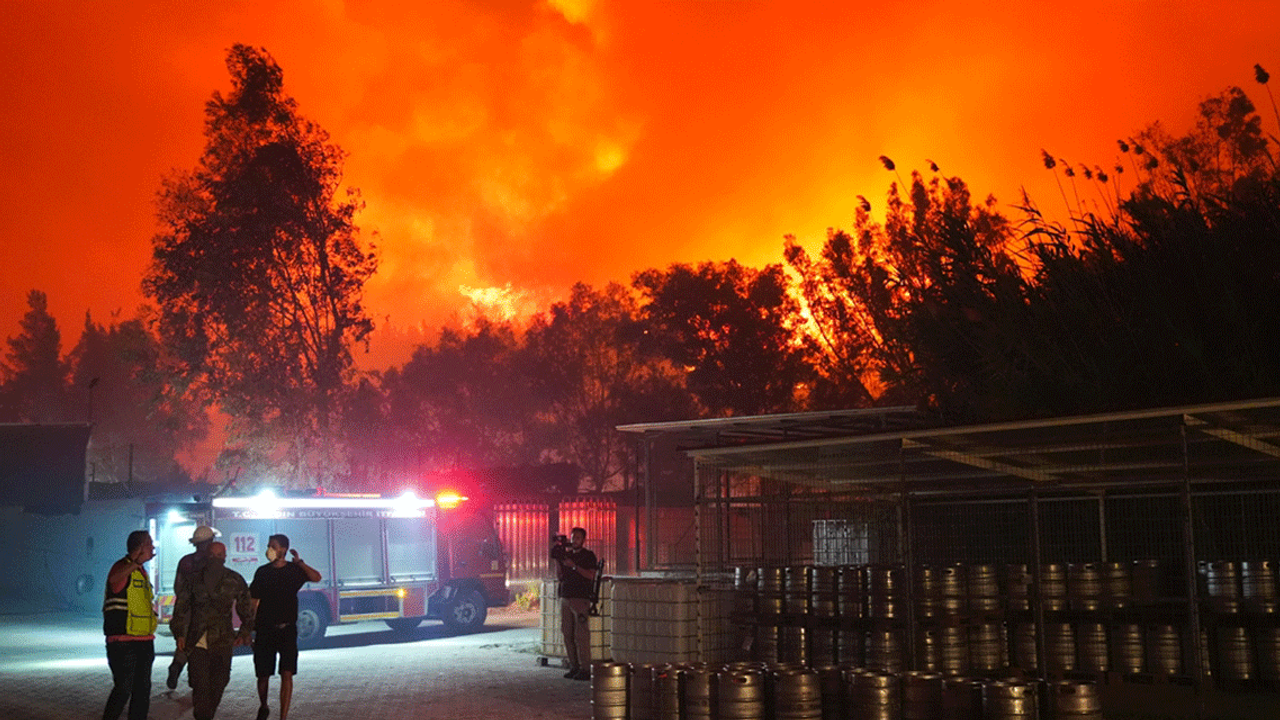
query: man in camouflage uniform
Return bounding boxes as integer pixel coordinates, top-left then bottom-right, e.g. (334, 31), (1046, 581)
(171, 541), (254, 720)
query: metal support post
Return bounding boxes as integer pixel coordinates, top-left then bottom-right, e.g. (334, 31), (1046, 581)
(1097, 491), (1108, 562)
(899, 444), (917, 671)
(1180, 424), (1207, 706)
(694, 459), (704, 586)
(1030, 488), (1046, 677)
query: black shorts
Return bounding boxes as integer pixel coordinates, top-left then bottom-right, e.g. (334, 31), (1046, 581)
(253, 624), (299, 677)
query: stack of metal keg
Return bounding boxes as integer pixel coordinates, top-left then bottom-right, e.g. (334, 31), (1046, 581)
(1198, 559), (1280, 684)
(593, 662), (1105, 720)
(733, 558), (1279, 693)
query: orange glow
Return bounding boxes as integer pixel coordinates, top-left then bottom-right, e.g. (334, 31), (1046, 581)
(1, 2), (1277, 373)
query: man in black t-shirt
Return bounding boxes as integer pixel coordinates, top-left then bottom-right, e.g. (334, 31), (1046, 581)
(250, 534), (321, 720)
(551, 527), (597, 681)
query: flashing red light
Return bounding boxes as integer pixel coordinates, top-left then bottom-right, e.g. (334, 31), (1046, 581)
(435, 491), (467, 509)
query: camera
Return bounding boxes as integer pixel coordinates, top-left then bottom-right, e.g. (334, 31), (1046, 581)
(550, 533), (571, 559)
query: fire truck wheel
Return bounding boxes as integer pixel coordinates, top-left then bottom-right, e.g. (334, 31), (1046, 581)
(442, 589), (487, 633)
(296, 602), (328, 646)
(385, 617), (422, 632)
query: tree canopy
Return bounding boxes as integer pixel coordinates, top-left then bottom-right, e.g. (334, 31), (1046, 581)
(788, 82), (1280, 422)
(144, 44), (376, 485)
(0, 290), (68, 423)
(10, 53), (1280, 495)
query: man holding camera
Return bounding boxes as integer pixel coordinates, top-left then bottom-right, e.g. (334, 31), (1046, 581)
(551, 527), (597, 680)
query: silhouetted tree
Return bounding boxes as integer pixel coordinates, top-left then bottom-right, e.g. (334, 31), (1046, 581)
(68, 313), (208, 485)
(792, 82), (1280, 422)
(789, 175), (1027, 421)
(383, 319), (540, 478)
(339, 375), (395, 492)
(1022, 85), (1280, 413)
(0, 290), (69, 422)
(633, 261), (811, 416)
(524, 282), (692, 492)
(144, 45), (376, 486)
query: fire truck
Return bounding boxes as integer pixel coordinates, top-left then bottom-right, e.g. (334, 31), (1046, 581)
(148, 489), (508, 646)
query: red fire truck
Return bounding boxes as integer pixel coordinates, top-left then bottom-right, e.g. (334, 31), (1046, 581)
(149, 489), (508, 646)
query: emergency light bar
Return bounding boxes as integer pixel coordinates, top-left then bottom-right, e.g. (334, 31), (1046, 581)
(212, 491), (436, 513)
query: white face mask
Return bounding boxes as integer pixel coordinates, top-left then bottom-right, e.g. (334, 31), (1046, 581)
(266, 548), (279, 562)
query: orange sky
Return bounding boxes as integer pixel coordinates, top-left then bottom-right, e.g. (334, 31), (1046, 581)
(2, 1), (1278, 371)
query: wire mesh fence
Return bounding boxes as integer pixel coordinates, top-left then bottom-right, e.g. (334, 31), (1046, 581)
(696, 481), (1280, 582)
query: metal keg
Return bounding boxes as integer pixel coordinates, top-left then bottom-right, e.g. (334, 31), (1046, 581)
(941, 564), (967, 615)
(1130, 559), (1164, 604)
(847, 670), (901, 720)
(969, 622), (1007, 673)
(1145, 624), (1182, 676)
(812, 665), (844, 720)
(629, 663), (663, 720)
(865, 628), (906, 674)
(914, 564), (966, 618)
(981, 680), (1038, 719)
(782, 626), (809, 665)
(1242, 560), (1277, 612)
(654, 665), (681, 720)
(787, 566), (814, 616)
(682, 667), (717, 720)
(1004, 564), (1032, 612)
(867, 564), (905, 596)
(591, 662), (631, 720)
(968, 564), (1001, 613)
(915, 564), (942, 619)
(1012, 623), (1038, 673)
(1216, 625), (1255, 681)
(939, 625), (970, 675)
(838, 565), (866, 620)
(1260, 628), (1280, 686)
(1045, 680), (1102, 720)
(810, 628), (838, 667)
(755, 624), (781, 664)
(1041, 564), (1068, 611)
(901, 671), (943, 720)
(1200, 561), (1241, 613)
(1110, 624), (1145, 675)
(812, 566), (840, 619)
(941, 676), (983, 720)
(837, 629), (865, 666)
(1044, 622), (1076, 673)
(1075, 623), (1109, 673)
(1254, 600), (1280, 685)
(718, 668), (767, 720)
(867, 564), (904, 619)
(736, 567), (760, 614)
(1101, 561), (1132, 609)
(1068, 563), (1103, 611)
(772, 667), (823, 720)
(759, 567), (787, 617)
(916, 626), (968, 675)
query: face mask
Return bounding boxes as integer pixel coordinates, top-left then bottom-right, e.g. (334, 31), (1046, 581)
(266, 548), (279, 562)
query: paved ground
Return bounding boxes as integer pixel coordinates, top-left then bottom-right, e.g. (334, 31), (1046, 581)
(0, 606), (593, 720)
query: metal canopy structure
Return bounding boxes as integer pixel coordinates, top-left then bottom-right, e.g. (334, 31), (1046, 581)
(620, 399), (1280, 687)
(662, 397), (1280, 496)
(617, 406), (934, 447)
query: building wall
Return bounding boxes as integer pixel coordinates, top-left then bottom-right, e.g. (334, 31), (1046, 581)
(0, 499), (148, 613)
